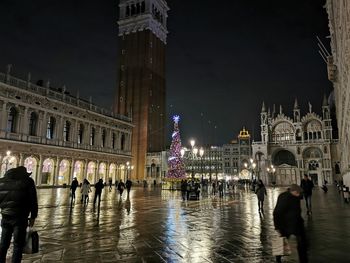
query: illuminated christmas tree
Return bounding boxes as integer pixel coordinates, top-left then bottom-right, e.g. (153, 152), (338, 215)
(167, 115), (186, 180)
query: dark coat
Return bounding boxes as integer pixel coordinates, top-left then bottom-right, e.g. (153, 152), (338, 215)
(301, 179), (314, 196)
(125, 180), (132, 190)
(94, 180), (104, 194)
(71, 179), (79, 190)
(255, 185), (267, 201)
(0, 168), (38, 223)
(118, 182), (125, 191)
(273, 191), (304, 237)
(181, 181), (187, 192)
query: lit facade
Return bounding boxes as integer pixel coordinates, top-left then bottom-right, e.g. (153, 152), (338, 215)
(222, 128), (252, 180)
(252, 100), (339, 186)
(0, 68), (133, 186)
(114, 0), (169, 180)
(325, 0), (350, 176)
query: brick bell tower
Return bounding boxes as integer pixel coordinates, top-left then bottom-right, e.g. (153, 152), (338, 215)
(114, 0), (169, 180)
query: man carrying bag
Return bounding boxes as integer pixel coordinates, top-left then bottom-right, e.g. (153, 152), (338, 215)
(273, 184), (308, 263)
(0, 166), (38, 262)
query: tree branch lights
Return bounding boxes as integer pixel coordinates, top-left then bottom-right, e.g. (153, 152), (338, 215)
(166, 115), (186, 181)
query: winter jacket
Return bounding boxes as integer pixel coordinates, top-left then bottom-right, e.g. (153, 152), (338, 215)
(0, 168), (38, 223)
(273, 191), (304, 237)
(81, 182), (91, 195)
(94, 180), (104, 194)
(255, 185), (267, 201)
(301, 179), (314, 196)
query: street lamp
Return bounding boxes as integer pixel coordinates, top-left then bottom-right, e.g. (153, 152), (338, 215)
(125, 161), (133, 181)
(267, 164), (276, 186)
(199, 147), (204, 183)
(244, 158), (256, 181)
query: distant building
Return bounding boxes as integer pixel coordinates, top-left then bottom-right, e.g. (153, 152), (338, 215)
(252, 100), (339, 186)
(145, 151), (168, 184)
(114, 0), (169, 181)
(222, 128), (252, 180)
(0, 68), (132, 186)
(325, 0), (350, 177)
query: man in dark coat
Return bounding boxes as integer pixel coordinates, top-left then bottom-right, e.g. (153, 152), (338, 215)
(0, 166), (38, 262)
(70, 177), (79, 201)
(300, 175), (314, 215)
(93, 179), (104, 206)
(125, 179), (132, 195)
(273, 184), (308, 263)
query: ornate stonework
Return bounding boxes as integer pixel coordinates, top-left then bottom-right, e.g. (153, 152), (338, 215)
(253, 101), (338, 186)
(0, 70), (133, 186)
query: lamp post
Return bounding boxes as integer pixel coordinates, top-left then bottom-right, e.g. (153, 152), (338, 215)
(199, 147), (204, 183)
(190, 139), (198, 180)
(244, 158), (257, 182)
(267, 164), (276, 187)
(125, 161), (134, 181)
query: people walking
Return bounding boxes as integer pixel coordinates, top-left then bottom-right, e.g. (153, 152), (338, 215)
(212, 181), (216, 196)
(117, 180), (125, 197)
(0, 166), (38, 263)
(300, 175), (314, 215)
(93, 179), (104, 206)
(255, 179), (267, 212)
(81, 179), (91, 205)
(125, 179), (132, 195)
(218, 181), (224, 198)
(70, 177), (79, 202)
(273, 184), (308, 263)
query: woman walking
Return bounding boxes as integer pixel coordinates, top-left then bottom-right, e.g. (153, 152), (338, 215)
(255, 179), (267, 212)
(81, 179), (91, 205)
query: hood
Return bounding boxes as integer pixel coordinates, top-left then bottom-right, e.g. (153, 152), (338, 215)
(4, 167), (28, 180)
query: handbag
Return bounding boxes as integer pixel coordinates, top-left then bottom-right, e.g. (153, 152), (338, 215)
(23, 227), (39, 254)
(272, 234), (291, 256)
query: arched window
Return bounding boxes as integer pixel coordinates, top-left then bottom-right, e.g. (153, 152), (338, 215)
(126, 6), (130, 17)
(29, 112), (38, 136)
(78, 124), (84, 144)
(112, 133), (116, 149)
(7, 107), (17, 133)
(141, 1), (145, 13)
(90, 127), (95, 146)
(63, 121), (71, 141)
(101, 129), (106, 148)
(121, 133), (125, 150)
(46, 117), (55, 139)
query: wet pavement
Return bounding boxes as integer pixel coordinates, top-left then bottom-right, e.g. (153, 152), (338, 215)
(3, 185), (350, 262)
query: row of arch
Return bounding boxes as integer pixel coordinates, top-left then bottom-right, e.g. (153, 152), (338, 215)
(5, 106), (127, 150)
(0, 155), (128, 185)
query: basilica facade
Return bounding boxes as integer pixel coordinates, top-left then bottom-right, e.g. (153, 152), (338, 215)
(0, 67), (133, 186)
(252, 99), (339, 186)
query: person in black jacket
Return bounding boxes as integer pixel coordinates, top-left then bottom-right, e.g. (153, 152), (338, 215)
(273, 184), (308, 263)
(300, 175), (314, 215)
(70, 177), (79, 202)
(125, 179), (132, 195)
(0, 166), (38, 263)
(93, 179), (104, 206)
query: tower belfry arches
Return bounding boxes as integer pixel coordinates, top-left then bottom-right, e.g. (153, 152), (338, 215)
(114, 0), (169, 180)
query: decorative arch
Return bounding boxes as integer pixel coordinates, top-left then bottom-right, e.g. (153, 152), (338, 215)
(0, 154), (18, 177)
(42, 158), (55, 185)
(73, 160), (84, 183)
(272, 121), (295, 142)
(29, 112), (38, 136)
(58, 159), (70, 185)
(24, 156), (38, 182)
(87, 161), (96, 182)
(98, 162), (107, 181)
(273, 150), (296, 166)
(7, 107), (18, 133)
(303, 119), (323, 140)
(302, 147), (323, 159)
(109, 163), (117, 182)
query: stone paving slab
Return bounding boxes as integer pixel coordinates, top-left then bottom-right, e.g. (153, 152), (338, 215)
(1, 185), (349, 262)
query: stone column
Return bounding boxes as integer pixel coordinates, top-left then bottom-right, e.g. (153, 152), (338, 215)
(54, 157), (60, 186)
(37, 155), (43, 185)
(19, 153), (24, 166)
(0, 102), (7, 131)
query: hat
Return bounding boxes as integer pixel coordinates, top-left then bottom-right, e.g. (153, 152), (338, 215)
(15, 166), (32, 176)
(289, 184), (303, 194)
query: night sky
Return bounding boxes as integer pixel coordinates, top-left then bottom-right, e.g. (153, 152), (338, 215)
(0, 0), (332, 147)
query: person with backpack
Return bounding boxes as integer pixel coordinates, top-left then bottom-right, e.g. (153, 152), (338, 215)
(0, 166), (38, 262)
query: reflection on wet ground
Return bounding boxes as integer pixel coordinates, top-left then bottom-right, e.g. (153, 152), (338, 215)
(4, 185), (349, 262)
